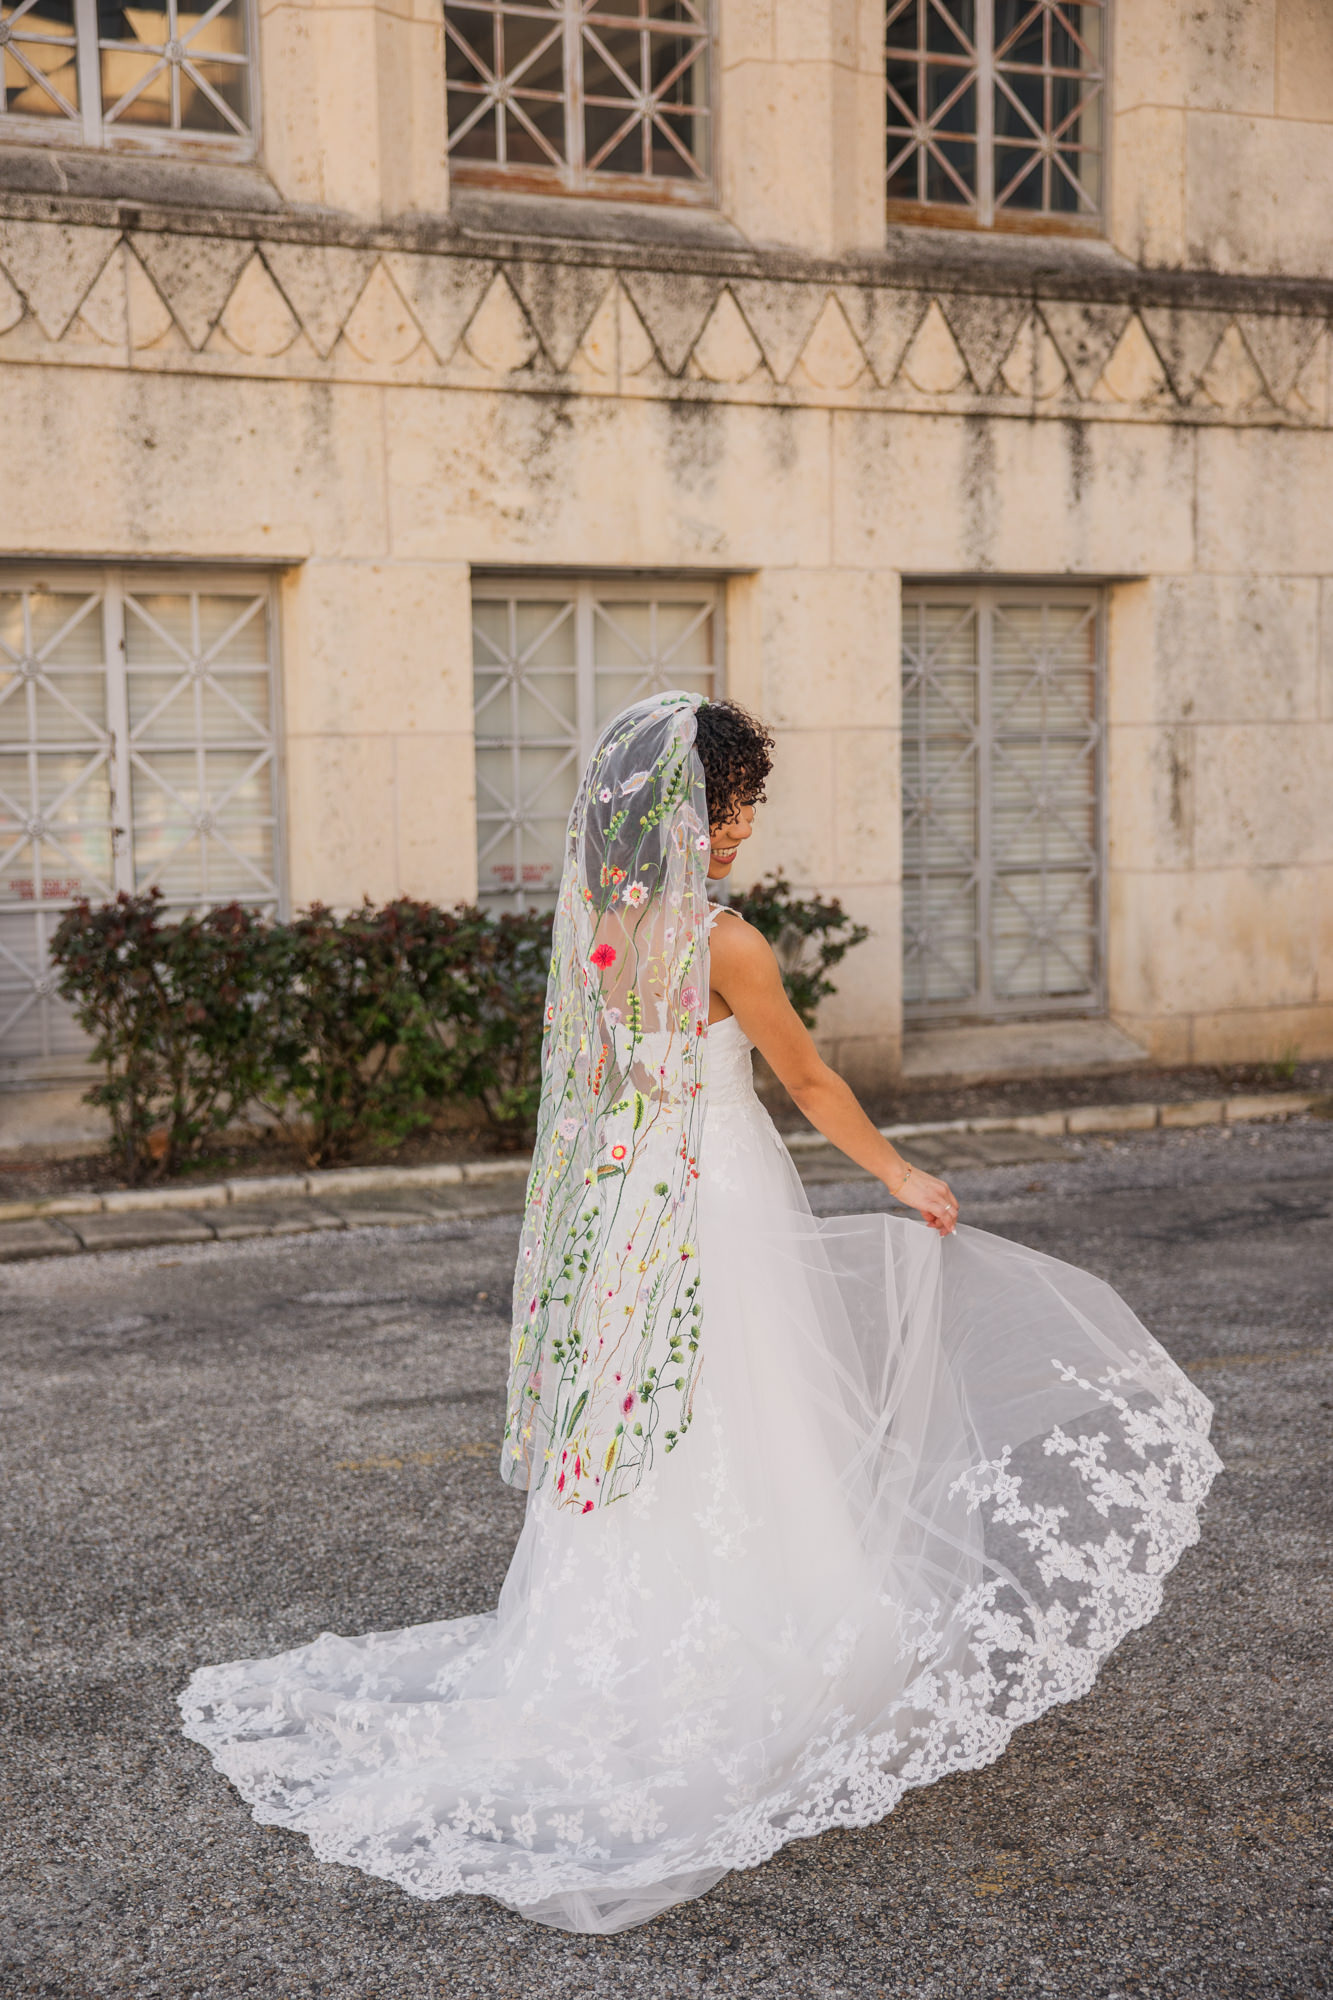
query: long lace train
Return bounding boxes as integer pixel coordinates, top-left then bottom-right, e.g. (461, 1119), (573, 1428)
(180, 1016), (1221, 1934)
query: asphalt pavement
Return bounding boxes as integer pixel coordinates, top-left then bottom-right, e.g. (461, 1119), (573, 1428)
(2, 1118), (1330, 1999)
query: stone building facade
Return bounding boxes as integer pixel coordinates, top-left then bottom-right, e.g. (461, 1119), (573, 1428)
(2, 0), (1332, 1142)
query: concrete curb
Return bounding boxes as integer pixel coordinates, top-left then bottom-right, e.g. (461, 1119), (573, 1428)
(0, 1090), (1321, 1227)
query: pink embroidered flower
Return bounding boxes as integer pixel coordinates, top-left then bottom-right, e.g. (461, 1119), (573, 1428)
(528, 1297), (538, 1317)
(605, 1006), (623, 1028)
(558, 1117), (578, 1141)
(623, 1392), (635, 1414)
(582, 1500), (595, 1513)
(695, 835), (709, 851)
(598, 786), (613, 803)
(590, 943), (616, 970)
(680, 985), (698, 1009)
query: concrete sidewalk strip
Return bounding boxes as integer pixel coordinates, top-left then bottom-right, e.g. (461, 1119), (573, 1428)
(62, 1210), (218, 1252)
(0, 1089), (1323, 1261)
(1160, 1098), (1227, 1129)
(0, 1218), (80, 1261)
(101, 1183), (231, 1212)
(212, 1203), (346, 1240)
(958, 1129), (1070, 1164)
(324, 1203), (444, 1230)
(1066, 1102), (1159, 1134)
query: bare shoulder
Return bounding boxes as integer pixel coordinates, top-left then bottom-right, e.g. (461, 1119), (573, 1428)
(707, 909), (779, 984)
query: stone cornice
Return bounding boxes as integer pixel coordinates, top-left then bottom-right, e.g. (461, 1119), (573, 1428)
(2, 183), (1332, 320)
(0, 208), (1327, 428)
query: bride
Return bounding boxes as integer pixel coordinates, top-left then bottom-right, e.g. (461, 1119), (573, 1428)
(180, 692), (1222, 1934)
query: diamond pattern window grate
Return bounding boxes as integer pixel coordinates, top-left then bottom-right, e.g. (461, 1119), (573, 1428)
(445, 1), (713, 202)
(0, 0), (255, 156)
(0, 568), (282, 1068)
(472, 576), (720, 909)
(901, 585), (1104, 1019)
(885, 0), (1106, 229)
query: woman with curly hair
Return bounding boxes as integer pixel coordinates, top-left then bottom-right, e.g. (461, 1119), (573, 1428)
(182, 692), (1221, 1937)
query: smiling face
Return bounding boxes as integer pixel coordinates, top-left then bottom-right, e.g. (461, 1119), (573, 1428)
(707, 800), (756, 880)
(692, 699), (774, 887)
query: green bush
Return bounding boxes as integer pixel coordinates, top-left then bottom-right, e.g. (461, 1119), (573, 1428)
(257, 900), (554, 1164)
(726, 872), (870, 1027)
(49, 892), (274, 1183)
(49, 878), (867, 1182)
(50, 893), (555, 1181)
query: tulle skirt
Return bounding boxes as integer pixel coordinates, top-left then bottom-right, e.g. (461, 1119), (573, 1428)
(180, 1092), (1221, 1933)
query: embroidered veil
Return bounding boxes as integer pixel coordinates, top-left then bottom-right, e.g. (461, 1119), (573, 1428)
(502, 692), (712, 1512)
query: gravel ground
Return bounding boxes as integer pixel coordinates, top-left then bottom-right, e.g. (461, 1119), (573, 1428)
(2, 1119), (1330, 2000)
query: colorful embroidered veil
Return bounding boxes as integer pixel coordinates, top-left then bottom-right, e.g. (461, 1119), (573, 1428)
(502, 692), (713, 1512)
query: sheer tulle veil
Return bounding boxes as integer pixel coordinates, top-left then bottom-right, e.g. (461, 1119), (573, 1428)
(503, 691), (713, 1512)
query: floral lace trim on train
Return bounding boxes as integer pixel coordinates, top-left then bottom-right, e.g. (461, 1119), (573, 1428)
(179, 1365), (1221, 1908)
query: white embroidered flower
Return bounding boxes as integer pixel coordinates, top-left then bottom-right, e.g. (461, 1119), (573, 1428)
(622, 881), (649, 908)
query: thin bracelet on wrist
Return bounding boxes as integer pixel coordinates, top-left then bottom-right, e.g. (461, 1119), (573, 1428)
(893, 1163), (912, 1198)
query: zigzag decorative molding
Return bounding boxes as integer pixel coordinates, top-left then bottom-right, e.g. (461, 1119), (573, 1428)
(0, 221), (1326, 425)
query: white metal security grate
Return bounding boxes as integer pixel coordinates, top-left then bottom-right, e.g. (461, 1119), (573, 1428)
(0, 0), (256, 156)
(472, 577), (720, 909)
(901, 585), (1103, 1018)
(0, 568), (281, 1067)
(885, 0), (1106, 228)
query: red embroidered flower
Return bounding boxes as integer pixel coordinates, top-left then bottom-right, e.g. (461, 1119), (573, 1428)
(590, 943), (617, 970)
(556, 1471), (565, 1493)
(623, 1392), (635, 1414)
(582, 1500), (595, 1513)
(611, 1144), (626, 1161)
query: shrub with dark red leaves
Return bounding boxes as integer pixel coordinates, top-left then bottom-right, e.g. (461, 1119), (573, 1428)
(50, 894), (555, 1178)
(50, 891), (274, 1182)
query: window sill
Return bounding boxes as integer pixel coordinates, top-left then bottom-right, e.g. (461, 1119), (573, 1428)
(0, 144), (284, 214)
(448, 184), (750, 257)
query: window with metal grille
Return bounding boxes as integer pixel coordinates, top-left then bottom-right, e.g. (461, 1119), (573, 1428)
(472, 578), (720, 909)
(885, 0), (1105, 230)
(0, 0), (256, 156)
(901, 586), (1103, 1019)
(444, 1), (712, 202)
(0, 568), (282, 1067)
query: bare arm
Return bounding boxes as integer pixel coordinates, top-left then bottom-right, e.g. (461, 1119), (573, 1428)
(709, 914), (958, 1236)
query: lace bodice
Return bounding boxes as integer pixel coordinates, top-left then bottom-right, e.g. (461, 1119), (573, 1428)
(706, 1013), (756, 1108)
(704, 906), (758, 1112)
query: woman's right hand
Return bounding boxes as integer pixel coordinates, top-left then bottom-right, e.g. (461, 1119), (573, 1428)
(890, 1163), (959, 1236)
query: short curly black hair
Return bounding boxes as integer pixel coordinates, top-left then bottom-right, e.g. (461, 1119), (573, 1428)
(694, 699), (775, 829)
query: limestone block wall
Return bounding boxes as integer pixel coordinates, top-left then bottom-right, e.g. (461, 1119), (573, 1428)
(3, 0), (1333, 1108)
(3, 199), (1331, 1079)
(1112, 0), (1333, 279)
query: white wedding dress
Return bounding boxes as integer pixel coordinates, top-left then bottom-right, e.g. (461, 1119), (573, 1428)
(180, 1008), (1222, 1934)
